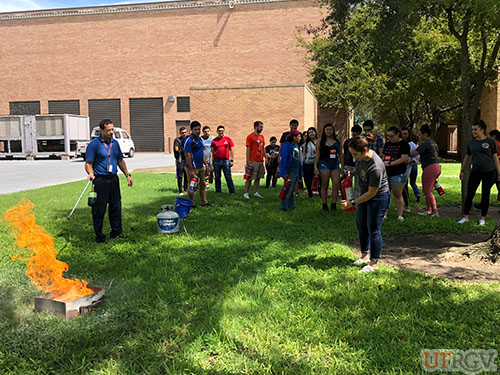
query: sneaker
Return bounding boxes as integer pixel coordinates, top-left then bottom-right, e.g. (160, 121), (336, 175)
(201, 202), (211, 207)
(457, 217), (469, 224)
(431, 212), (440, 217)
(330, 203), (337, 211)
(353, 258), (369, 265)
(416, 196), (420, 203)
(179, 192), (184, 196)
(110, 234), (127, 239)
(397, 216), (404, 221)
(322, 203), (329, 212)
(479, 219), (486, 226)
(418, 211), (431, 216)
(358, 264), (378, 273)
(254, 192), (264, 198)
(404, 207), (411, 212)
(243, 193), (250, 200)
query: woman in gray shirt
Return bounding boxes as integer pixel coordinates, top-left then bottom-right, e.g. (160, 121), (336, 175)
(458, 120), (500, 225)
(341, 136), (391, 273)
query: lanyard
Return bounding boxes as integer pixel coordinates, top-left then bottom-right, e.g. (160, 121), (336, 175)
(102, 141), (113, 166)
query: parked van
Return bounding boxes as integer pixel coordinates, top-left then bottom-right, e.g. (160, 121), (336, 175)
(77, 127), (135, 160)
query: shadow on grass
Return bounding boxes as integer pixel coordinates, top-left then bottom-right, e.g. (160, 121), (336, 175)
(1, 174), (499, 374)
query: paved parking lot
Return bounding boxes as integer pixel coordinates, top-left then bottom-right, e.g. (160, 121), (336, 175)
(0, 153), (175, 194)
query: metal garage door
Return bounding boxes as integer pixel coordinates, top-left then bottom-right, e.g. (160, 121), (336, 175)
(88, 99), (121, 131)
(129, 98), (164, 152)
(48, 100), (80, 115)
(10, 101), (40, 115)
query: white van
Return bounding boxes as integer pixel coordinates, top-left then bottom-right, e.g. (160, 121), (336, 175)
(77, 127), (135, 160)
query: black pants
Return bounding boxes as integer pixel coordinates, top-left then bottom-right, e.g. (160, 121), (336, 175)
(464, 170), (497, 216)
(176, 162), (188, 193)
(92, 175), (122, 242)
(303, 163), (315, 197)
(265, 163), (278, 188)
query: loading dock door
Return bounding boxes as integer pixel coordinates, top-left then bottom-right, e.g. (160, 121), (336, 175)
(88, 99), (121, 131)
(129, 98), (164, 152)
(49, 100), (80, 115)
(10, 101), (40, 115)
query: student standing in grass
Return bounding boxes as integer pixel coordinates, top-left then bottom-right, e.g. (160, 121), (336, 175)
(341, 136), (391, 273)
(382, 126), (410, 221)
(302, 127), (318, 198)
(279, 129), (302, 211)
(314, 123), (342, 211)
(401, 127), (421, 210)
(184, 121), (210, 207)
(210, 125), (235, 195)
(265, 136), (280, 188)
(458, 120), (500, 225)
(244, 121), (266, 199)
(409, 124), (440, 217)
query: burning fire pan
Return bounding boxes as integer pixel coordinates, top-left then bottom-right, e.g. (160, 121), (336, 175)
(34, 286), (105, 319)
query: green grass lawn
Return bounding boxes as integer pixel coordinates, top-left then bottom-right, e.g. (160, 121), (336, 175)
(0, 163), (499, 374)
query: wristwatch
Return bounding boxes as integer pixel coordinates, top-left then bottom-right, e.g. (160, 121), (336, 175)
(125, 173), (131, 177)
(350, 199), (356, 207)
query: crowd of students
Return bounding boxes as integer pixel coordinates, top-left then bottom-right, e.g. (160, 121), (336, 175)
(172, 118), (500, 272)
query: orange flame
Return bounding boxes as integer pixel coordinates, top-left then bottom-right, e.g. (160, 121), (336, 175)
(2, 199), (93, 302)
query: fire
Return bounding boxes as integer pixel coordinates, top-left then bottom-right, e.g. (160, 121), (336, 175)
(2, 200), (93, 302)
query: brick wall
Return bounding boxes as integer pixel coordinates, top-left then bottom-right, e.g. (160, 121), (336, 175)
(191, 84), (308, 170)
(0, 0), (325, 153)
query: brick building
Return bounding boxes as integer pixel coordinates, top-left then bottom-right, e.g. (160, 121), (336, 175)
(0, 0), (352, 169)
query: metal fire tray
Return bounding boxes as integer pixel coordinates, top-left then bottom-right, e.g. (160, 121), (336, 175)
(34, 286), (105, 319)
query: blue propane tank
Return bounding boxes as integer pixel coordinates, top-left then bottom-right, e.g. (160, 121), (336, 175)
(157, 205), (180, 234)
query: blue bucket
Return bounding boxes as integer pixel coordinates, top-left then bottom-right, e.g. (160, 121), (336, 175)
(175, 197), (193, 219)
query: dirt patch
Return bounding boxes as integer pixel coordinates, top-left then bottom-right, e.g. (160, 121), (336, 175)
(378, 234), (500, 283)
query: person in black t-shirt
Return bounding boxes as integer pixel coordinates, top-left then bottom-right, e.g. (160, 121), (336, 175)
(173, 127), (188, 195)
(382, 126), (410, 221)
(458, 120), (500, 225)
(265, 137), (280, 188)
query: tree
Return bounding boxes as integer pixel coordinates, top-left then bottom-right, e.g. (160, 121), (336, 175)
(302, 0), (463, 135)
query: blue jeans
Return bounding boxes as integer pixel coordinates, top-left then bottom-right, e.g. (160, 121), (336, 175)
(356, 191), (391, 262)
(280, 173), (299, 210)
(213, 159), (235, 194)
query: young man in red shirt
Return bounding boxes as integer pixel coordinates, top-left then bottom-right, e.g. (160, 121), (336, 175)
(244, 121), (265, 199)
(210, 125), (235, 194)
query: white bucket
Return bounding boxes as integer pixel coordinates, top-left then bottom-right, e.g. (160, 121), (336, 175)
(157, 205), (180, 233)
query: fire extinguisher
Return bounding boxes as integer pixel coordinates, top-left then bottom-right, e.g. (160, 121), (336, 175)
(279, 179), (291, 200)
(188, 177), (199, 197)
(434, 181), (445, 196)
(244, 165), (253, 180)
(341, 176), (356, 212)
(312, 174), (320, 192)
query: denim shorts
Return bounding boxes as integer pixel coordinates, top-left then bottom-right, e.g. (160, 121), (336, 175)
(318, 160), (340, 172)
(388, 173), (407, 185)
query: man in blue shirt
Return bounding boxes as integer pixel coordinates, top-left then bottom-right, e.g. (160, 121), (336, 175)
(184, 121), (209, 206)
(85, 119), (133, 243)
